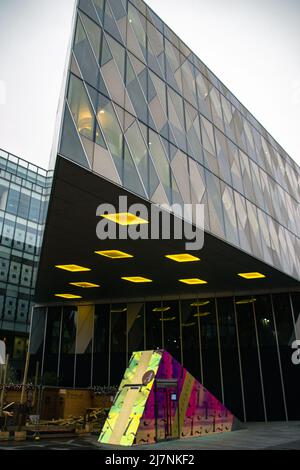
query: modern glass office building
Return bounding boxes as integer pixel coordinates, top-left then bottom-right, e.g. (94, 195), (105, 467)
(2, 0), (300, 421)
(0, 149), (52, 377)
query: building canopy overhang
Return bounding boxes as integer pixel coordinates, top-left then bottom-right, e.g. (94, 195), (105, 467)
(34, 156), (300, 305)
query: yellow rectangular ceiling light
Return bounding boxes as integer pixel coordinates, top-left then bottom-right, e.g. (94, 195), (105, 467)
(238, 272), (266, 280)
(121, 276), (153, 283)
(55, 264), (91, 272)
(165, 254), (200, 263)
(69, 282), (100, 288)
(179, 278), (207, 285)
(95, 250), (133, 259)
(54, 294), (82, 299)
(101, 213), (148, 226)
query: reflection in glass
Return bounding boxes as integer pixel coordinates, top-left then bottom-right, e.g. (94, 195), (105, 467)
(110, 304), (126, 385)
(273, 293), (299, 419)
(68, 74), (95, 140)
(235, 296), (265, 421)
(198, 299), (222, 401)
(162, 300), (180, 362)
(59, 306), (77, 387)
(75, 305), (94, 388)
(29, 307), (47, 381)
(217, 297), (244, 420)
(181, 299), (201, 381)
(43, 307), (62, 386)
(93, 304), (110, 386)
(127, 303), (145, 360)
(145, 301), (163, 350)
(255, 295), (286, 420)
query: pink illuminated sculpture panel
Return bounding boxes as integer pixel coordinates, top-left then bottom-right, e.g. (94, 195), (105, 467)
(99, 350), (242, 446)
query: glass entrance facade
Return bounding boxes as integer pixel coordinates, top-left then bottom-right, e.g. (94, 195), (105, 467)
(30, 291), (300, 421)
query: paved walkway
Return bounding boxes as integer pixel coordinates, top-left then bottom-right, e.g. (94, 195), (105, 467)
(97, 421), (300, 450)
(0, 422), (299, 450)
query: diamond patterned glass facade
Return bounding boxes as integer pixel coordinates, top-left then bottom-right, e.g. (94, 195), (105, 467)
(58, 0), (300, 281)
(1, 0), (298, 425)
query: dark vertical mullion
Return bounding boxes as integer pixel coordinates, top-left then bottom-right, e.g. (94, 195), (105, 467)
(252, 301), (267, 422)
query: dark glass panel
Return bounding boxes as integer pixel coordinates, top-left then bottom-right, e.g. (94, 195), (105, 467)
(29, 306), (47, 383)
(79, 0), (100, 24)
(93, 304), (110, 386)
(291, 293), (300, 341)
(28, 197), (41, 223)
(59, 306), (77, 387)
(273, 293), (300, 420)
(217, 297), (244, 421)
(42, 307), (62, 386)
(110, 304), (126, 386)
(199, 298), (222, 402)
(236, 296), (265, 421)
(104, 0), (123, 44)
(93, 0), (104, 22)
(162, 300), (180, 362)
(18, 191), (30, 219)
(180, 299), (201, 381)
(75, 306), (94, 388)
(6, 187), (20, 215)
(127, 302), (145, 359)
(145, 301), (163, 350)
(60, 105), (90, 169)
(74, 15), (104, 92)
(255, 295), (286, 420)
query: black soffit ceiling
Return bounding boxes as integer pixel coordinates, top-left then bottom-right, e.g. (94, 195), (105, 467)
(34, 156), (300, 304)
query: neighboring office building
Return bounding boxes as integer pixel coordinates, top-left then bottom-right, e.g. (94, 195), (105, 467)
(0, 149), (51, 378)
(1, 0), (300, 421)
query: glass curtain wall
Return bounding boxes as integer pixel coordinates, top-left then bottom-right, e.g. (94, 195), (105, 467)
(29, 291), (300, 421)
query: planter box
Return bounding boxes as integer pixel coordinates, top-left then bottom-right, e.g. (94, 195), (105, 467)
(14, 431), (27, 441)
(0, 431), (10, 441)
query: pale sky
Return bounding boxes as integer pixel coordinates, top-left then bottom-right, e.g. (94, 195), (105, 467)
(0, 0), (299, 170)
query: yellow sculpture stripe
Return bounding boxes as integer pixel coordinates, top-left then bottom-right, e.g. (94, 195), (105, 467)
(99, 353), (142, 444)
(173, 372), (195, 437)
(108, 351), (155, 446)
(119, 351), (162, 446)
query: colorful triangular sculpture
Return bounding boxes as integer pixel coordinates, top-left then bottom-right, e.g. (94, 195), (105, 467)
(99, 350), (242, 446)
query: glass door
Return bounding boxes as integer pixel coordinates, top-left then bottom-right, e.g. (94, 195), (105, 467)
(155, 380), (179, 441)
